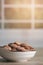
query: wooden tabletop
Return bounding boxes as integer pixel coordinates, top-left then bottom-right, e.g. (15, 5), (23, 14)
(0, 48), (43, 65)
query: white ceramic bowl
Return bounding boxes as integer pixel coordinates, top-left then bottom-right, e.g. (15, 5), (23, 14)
(0, 47), (36, 62)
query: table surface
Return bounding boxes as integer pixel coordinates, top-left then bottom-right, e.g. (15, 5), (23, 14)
(0, 48), (43, 65)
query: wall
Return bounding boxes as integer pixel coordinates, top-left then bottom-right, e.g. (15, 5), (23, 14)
(0, 29), (43, 47)
(0, 0), (43, 47)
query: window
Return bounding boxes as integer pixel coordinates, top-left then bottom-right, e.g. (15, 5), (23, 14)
(0, 0), (1, 19)
(35, 0), (43, 4)
(5, 8), (31, 19)
(5, 0), (31, 4)
(35, 8), (43, 20)
(35, 23), (43, 28)
(4, 23), (31, 29)
(0, 0), (43, 29)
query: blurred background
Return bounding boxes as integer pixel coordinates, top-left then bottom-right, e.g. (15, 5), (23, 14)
(0, 0), (43, 47)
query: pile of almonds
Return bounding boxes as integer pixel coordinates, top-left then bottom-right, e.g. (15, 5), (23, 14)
(3, 42), (35, 52)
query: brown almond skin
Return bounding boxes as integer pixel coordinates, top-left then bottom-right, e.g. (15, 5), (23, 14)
(3, 42), (35, 52)
(20, 43), (34, 51)
(8, 43), (18, 48)
(3, 45), (11, 51)
(11, 48), (17, 52)
(20, 43), (30, 50)
(30, 48), (35, 51)
(13, 42), (21, 46)
(8, 43), (13, 47)
(16, 46), (27, 52)
(28, 46), (34, 49)
(20, 43), (29, 48)
(21, 43), (28, 47)
(25, 46), (30, 50)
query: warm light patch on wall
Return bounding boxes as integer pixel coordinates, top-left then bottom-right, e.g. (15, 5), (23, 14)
(4, 23), (31, 29)
(0, 0), (43, 29)
(35, 8), (43, 19)
(35, 23), (43, 28)
(5, 0), (31, 4)
(35, 0), (43, 4)
(5, 8), (31, 19)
